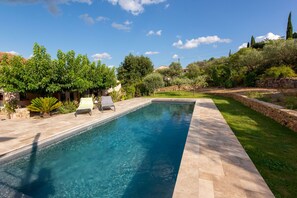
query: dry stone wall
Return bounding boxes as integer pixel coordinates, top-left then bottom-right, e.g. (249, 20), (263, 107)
(215, 93), (297, 133)
(257, 78), (297, 88)
(11, 108), (30, 119)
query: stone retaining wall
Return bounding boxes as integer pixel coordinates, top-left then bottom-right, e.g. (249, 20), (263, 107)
(215, 92), (297, 133)
(11, 108), (30, 119)
(158, 85), (192, 92)
(257, 78), (297, 88)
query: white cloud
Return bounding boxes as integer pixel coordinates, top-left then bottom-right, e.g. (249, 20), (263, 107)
(107, 0), (166, 15)
(4, 0), (92, 14)
(256, 32), (281, 42)
(238, 43), (247, 50)
(108, 0), (118, 5)
(145, 51), (159, 55)
(112, 20), (132, 31)
(237, 32), (281, 50)
(92, 53), (112, 61)
(172, 54), (179, 59)
(164, 3), (169, 9)
(6, 51), (19, 55)
(147, 30), (154, 36)
(124, 20), (133, 25)
(79, 14), (95, 25)
(146, 30), (162, 36)
(96, 16), (110, 22)
(173, 35), (231, 49)
(73, 0), (92, 4)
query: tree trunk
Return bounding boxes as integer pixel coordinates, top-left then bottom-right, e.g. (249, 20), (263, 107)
(42, 112), (51, 118)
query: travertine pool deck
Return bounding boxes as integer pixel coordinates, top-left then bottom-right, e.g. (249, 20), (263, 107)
(0, 98), (274, 197)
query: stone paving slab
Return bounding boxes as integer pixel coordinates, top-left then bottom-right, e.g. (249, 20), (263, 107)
(0, 98), (274, 197)
(173, 99), (275, 198)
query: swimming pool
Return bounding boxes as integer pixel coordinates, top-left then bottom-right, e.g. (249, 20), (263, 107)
(0, 102), (194, 197)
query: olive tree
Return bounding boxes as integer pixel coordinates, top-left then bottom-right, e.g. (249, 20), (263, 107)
(172, 77), (191, 90)
(143, 73), (164, 95)
(190, 75), (208, 95)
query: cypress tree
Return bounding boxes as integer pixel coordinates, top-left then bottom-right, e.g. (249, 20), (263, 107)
(247, 42), (250, 48)
(229, 49), (232, 56)
(286, 12), (293, 39)
(251, 36), (255, 48)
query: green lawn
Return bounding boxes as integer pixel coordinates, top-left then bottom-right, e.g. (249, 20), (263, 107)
(150, 91), (297, 198)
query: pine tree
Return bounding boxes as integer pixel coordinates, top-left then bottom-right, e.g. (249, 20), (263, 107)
(251, 36), (255, 48)
(286, 12), (293, 39)
(229, 49), (232, 56)
(247, 42), (250, 48)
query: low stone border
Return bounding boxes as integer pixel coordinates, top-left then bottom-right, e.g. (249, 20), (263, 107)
(214, 92), (297, 132)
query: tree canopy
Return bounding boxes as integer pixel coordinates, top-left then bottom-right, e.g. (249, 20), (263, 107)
(0, 43), (117, 95)
(117, 54), (154, 86)
(182, 38), (297, 88)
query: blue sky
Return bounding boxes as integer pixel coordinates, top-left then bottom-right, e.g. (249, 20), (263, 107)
(0, 0), (296, 68)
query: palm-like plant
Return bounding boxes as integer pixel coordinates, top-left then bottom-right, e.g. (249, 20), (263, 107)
(27, 97), (62, 117)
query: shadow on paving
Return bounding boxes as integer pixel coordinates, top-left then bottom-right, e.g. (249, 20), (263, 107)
(0, 137), (15, 143)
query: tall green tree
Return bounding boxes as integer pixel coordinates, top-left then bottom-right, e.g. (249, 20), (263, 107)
(169, 62), (183, 79)
(286, 12), (293, 39)
(185, 63), (205, 79)
(247, 42), (250, 48)
(117, 54), (154, 86)
(251, 36), (256, 48)
(0, 55), (26, 92)
(25, 43), (56, 95)
(95, 63), (116, 90)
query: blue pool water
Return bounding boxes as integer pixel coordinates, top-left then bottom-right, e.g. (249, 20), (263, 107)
(0, 102), (194, 198)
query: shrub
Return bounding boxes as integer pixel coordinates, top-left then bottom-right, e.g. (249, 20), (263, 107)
(190, 75), (208, 94)
(246, 91), (265, 99)
(244, 72), (257, 87)
(172, 78), (191, 90)
(123, 85), (136, 99)
(143, 73), (164, 95)
(284, 96), (297, 109)
(109, 90), (124, 102)
(3, 94), (18, 116)
(134, 82), (148, 96)
(263, 65), (296, 79)
(27, 97), (62, 117)
(58, 101), (78, 114)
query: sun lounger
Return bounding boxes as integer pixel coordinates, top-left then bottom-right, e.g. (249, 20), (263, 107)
(75, 97), (93, 117)
(100, 96), (115, 112)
